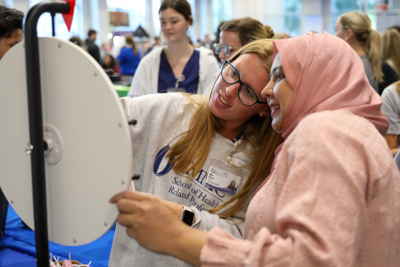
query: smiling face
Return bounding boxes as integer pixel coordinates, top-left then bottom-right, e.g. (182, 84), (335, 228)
(261, 53), (293, 132)
(159, 8), (191, 43)
(209, 53), (270, 127)
(218, 31), (242, 64)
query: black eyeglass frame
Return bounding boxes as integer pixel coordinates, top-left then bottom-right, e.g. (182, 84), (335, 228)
(221, 60), (268, 107)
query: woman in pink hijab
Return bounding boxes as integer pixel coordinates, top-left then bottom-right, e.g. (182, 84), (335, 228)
(110, 33), (400, 267)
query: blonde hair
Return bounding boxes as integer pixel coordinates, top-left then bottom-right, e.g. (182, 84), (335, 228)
(381, 28), (400, 75)
(125, 35), (138, 55)
(339, 11), (383, 82)
(220, 17), (274, 46)
(167, 39), (283, 217)
(274, 32), (291, 39)
(393, 81), (400, 95)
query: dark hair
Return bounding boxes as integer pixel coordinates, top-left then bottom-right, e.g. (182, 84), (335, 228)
(0, 6), (24, 40)
(88, 29), (97, 37)
(220, 17), (274, 46)
(69, 36), (82, 46)
(159, 0), (193, 25)
(215, 20), (226, 42)
(102, 54), (116, 69)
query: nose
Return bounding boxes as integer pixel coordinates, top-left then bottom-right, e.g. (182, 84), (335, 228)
(219, 50), (227, 63)
(164, 22), (172, 30)
(261, 80), (274, 98)
(225, 83), (240, 98)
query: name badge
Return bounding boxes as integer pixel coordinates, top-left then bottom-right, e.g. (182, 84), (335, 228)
(205, 161), (242, 196)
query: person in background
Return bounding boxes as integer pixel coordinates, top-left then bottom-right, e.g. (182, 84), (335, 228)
(128, 0), (219, 97)
(116, 35), (141, 77)
(69, 36), (83, 47)
(381, 28), (400, 75)
(101, 41), (112, 59)
(0, 6), (23, 60)
(102, 53), (120, 81)
(381, 81), (400, 157)
(85, 29), (101, 64)
(202, 34), (211, 49)
(110, 32), (400, 267)
(335, 11), (399, 94)
(146, 36), (161, 55)
(209, 21), (225, 65)
(214, 17), (274, 65)
(0, 4), (24, 245)
(390, 25), (400, 34)
(110, 38), (282, 267)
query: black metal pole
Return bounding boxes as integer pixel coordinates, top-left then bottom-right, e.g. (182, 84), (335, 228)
(51, 12), (55, 37)
(24, 1), (70, 266)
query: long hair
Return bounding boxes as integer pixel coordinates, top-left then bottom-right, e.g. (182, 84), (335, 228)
(125, 35), (138, 55)
(220, 17), (274, 46)
(102, 54), (116, 69)
(381, 28), (400, 75)
(166, 39), (283, 217)
(338, 11), (383, 82)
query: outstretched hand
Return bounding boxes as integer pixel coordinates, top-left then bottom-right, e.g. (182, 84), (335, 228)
(110, 191), (207, 266)
(110, 190), (187, 255)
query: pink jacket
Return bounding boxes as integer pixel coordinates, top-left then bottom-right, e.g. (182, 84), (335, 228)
(200, 111), (400, 267)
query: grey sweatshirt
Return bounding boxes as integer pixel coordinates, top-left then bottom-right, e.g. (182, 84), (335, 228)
(109, 93), (253, 267)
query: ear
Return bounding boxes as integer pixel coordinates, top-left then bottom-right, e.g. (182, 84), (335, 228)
(344, 28), (353, 42)
(188, 15), (193, 26)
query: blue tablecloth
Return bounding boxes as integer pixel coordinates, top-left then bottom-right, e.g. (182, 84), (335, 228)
(0, 205), (115, 267)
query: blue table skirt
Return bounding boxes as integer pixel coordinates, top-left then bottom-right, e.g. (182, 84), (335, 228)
(0, 205), (115, 267)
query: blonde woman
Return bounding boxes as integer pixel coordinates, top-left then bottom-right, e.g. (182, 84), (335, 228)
(335, 11), (399, 94)
(109, 39), (282, 267)
(215, 17), (274, 64)
(381, 28), (400, 75)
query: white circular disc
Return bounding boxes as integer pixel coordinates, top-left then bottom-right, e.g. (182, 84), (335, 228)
(0, 38), (132, 246)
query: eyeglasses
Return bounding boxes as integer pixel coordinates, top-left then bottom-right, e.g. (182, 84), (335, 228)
(213, 43), (236, 57)
(221, 61), (268, 106)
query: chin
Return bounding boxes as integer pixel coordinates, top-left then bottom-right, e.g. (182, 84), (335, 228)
(271, 123), (282, 133)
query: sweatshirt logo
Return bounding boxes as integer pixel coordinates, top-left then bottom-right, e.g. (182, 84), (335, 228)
(153, 145), (174, 176)
(153, 145), (226, 199)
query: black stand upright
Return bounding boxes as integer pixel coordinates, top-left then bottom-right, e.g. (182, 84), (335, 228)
(24, 1), (71, 266)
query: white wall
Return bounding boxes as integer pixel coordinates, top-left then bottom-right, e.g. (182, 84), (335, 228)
(264, 0), (285, 33)
(9, 0), (29, 13)
(0, 0), (13, 8)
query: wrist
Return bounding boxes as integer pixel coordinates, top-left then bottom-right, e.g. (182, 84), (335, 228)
(172, 227), (207, 267)
(180, 205), (194, 226)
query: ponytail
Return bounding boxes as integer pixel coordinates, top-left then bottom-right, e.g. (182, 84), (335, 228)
(366, 29), (383, 82)
(125, 35), (139, 56)
(339, 11), (383, 82)
(381, 28), (400, 75)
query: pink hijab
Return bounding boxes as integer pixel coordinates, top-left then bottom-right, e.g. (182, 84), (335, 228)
(256, 32), (388, 192)
(276, 32), (387, 139)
